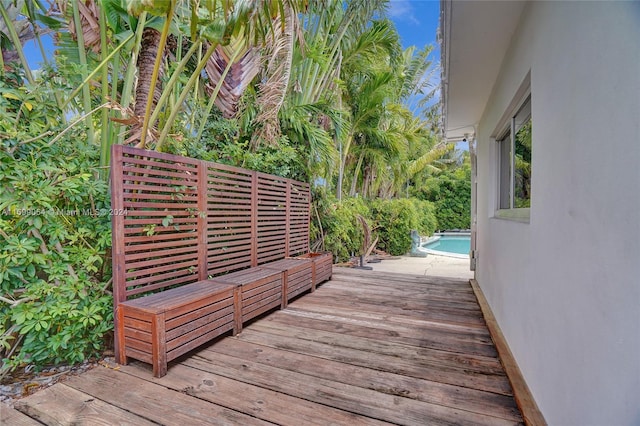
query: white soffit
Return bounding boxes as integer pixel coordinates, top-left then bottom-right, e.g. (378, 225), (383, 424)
(442, 0), (526, 140)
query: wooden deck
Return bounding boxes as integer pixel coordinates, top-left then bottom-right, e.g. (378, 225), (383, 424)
(9, 268), (524, 425)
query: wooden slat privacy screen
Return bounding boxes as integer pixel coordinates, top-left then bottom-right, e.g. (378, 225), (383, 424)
(288, 180), (311, 256)
(111, 145), (310, 305)
(206, 163), (254, 277)
(256, 174), (288, 265)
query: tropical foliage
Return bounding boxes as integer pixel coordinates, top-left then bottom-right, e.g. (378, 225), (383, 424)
(0, 70), (112, 374)
(370, 198), (436, 256)
(514, 119), (532, 208)
(413, 152), (471, 230)
(0, 0), (469, 372)
(312, 194), (437, 262)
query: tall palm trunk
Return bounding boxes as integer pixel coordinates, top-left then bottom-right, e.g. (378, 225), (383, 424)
(350, 152), (365, 197)
(130, 27), (164, 146)
(362, 166), (372, 198)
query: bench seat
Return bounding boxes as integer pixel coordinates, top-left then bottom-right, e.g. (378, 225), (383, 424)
(297, 252), (333, 286)
(263, 258), (314, 305)
(210, 267), (283, 333)
(116, 280), (237, 377)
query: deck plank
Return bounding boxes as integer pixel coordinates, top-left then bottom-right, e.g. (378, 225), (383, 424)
(244, 317), (505, 375)
(13, 383), (157, 425)
(183, 349), (518, 426)
(281, 305), (493, 346)
(267, 306), (498, 357)
(12, 268), (524, 425)
(330, 268), (474, 289)
(1, 403), (43, 426)
(203, 337), (522, 421)
(284, 298), (491, 336)
(236, 324), (513, 395)
(119, 361), (389, 426)
(293, 294), (488, 328)
(323, 279), (482, 307)
(64, 366), (271, 426)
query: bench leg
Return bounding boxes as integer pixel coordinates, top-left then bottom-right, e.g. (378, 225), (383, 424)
(311, 263), (317, 292)
(114, 307), (128, 365)
(280, 271), (288, 309)
(233, 286), (242, 335)
(151, 314), (168, 378)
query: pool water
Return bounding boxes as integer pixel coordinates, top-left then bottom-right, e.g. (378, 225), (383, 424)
(423, 236), (471, 255)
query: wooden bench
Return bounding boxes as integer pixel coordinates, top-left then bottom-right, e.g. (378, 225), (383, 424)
(115, 281), (236, 377)
(297, 252), (333, 286)
(263, 258), (314, 307)
(209, 267), (283, 334)
(110, 145), (331, 377)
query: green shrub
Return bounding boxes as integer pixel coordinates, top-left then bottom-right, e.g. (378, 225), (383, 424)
(167, 113), (308, 182)
(370, 198), (420, 255)
(371, 198), (434, 256)
(410, 198), (438, 236)
(0, 88), (113, 372)
(239, 136), (308, 182)
(314, 193), (370, 262)
(312, 193), (437, 260)
(414, 164), (471, 230)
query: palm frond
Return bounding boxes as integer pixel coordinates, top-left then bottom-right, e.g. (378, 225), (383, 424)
(204, 38), (260, 118)
(407, 143), (455, 177)
(400, 44), (435, 100)
(341, 19), (400, 71)
(57, 0), (102, 53)
(279, 101), (339, 165)
(252, 0), (297, 146)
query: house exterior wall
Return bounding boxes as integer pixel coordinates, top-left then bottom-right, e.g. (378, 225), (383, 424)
(474, 2), (640, 424)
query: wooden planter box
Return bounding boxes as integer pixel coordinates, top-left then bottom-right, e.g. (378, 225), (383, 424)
(210, 267), (283, 333)
(263, 258), (314, 307)
(117, 281), (237, 377)
(297, 252), (333, 286)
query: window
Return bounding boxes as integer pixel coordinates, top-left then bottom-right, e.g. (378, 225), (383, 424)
(497, 95), (532, 218)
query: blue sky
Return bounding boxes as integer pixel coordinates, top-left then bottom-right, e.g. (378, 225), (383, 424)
(24, 37), (54, 70)
(388, 0), (441, 113)
(388, 0), (440, 52)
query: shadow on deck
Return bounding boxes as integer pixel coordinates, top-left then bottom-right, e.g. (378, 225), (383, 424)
(6, 268), (524, 425)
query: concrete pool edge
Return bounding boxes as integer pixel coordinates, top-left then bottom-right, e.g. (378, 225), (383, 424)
(423, 249), (469, 259)
(366, 254), (473, 279)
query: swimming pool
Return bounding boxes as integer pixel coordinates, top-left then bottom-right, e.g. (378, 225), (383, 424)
(422, 234), (470, 257)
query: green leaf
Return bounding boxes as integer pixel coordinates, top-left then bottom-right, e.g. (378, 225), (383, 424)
(201, 20), (225, 43)
(35, 13), (64, 30)
(2, 92), (20, 101)
(33, 216), (42, 229)
(161, 215), (173, 227)
(13, 312), (26, 324)
(27, 264), (36, 277)
(144, 224), (156, 236)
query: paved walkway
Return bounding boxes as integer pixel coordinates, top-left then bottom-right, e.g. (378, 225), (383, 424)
(367, 254), (474, 280)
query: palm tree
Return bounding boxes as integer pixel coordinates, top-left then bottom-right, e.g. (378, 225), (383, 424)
(338, 37), (446, 199)
(337, 18), (401, 197)
(279, 0), (389, 194)
(47, 0), (306, 166)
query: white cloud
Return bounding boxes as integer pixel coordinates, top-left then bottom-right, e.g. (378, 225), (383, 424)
(388, 0), (421, 25)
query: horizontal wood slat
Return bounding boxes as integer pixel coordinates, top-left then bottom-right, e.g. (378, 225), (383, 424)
(110, 145), (316, 377)
(113, 146), (311, 300)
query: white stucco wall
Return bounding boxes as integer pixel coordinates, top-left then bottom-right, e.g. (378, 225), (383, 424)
(475, 2), (640, 425)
